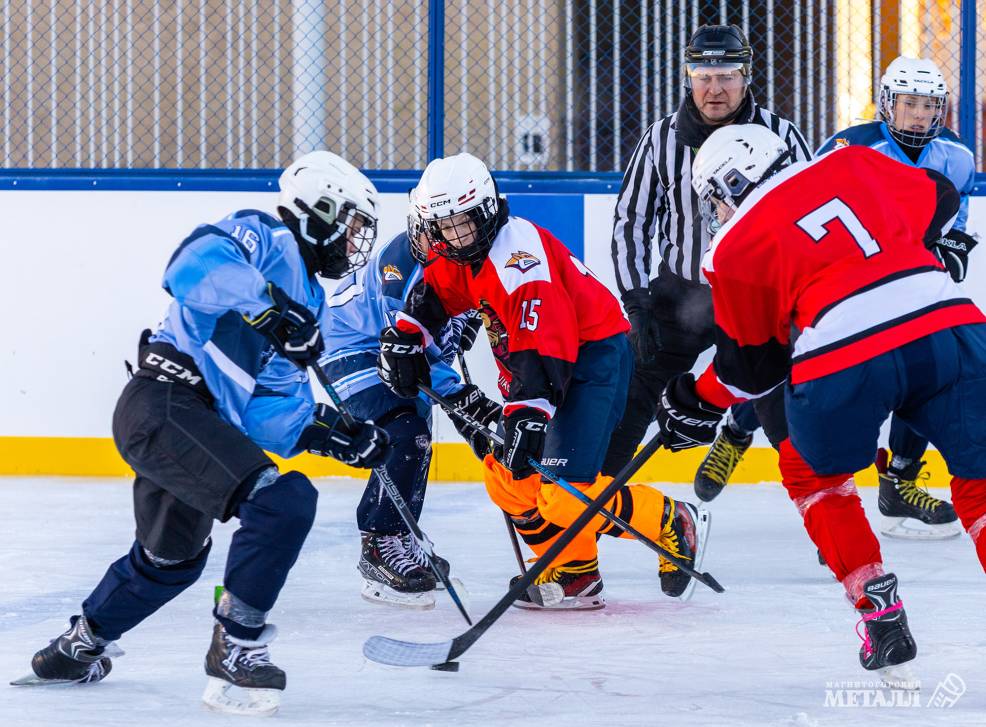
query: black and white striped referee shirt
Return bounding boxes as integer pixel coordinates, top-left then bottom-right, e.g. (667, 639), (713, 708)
(611, 101), (812, 291)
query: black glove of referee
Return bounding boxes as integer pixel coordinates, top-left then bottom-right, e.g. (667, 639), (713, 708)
(622, 287), (661, 364)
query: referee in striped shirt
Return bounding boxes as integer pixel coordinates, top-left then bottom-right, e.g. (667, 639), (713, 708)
(601, 25), (812, 500)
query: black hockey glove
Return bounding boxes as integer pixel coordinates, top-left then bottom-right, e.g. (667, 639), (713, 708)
(655, 374), (726, 452)
(458, 310), (485, 352)
(245, 282), (325, 369)
(446, 384), (502, 460)
(622, 287), (661, 364)
(932, 229), (979, 283)
(498, 407), (549, 479)
(377, 325), (431, 398)
(297, 404), (390, 469)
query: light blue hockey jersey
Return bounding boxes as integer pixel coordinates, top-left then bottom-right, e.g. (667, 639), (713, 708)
(319, 231), (464, 402)
(816, 122), (975, 231)
(151, 209), (324, 458)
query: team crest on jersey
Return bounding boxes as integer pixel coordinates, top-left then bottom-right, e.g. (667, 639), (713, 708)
(505, 251), (541, 273)
(834, 137), (850, 149)
(383, 264), (403, 281)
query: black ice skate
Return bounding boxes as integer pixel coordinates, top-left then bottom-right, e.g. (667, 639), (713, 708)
(359, 532), (437, 609)
(510, 558), (605, 610)
(659, 499), (711, 600)
(877, 450), (961, 540)
(855, 572), (918, 688)
(694, 427), (752, 502)
(202, 622), (285, 716)
(402, 532), (452, 589)
(11, 614), (120, 687)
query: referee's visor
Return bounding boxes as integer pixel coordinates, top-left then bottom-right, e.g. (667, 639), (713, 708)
(685, 63), (749, 89)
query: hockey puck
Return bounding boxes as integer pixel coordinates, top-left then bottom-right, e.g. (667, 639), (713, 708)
(430, 661), (459, 672)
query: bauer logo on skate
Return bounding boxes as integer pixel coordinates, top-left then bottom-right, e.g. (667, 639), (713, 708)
(382, 264), (403, 282)
(505, 251), (541, 273)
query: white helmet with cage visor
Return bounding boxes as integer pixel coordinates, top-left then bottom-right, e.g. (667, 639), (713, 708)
(277, 151), (379, 279)
(879, 56), (949, 148)
(408, 153), (506, 265)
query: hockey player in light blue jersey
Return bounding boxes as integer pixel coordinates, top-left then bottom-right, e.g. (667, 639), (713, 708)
(321, 219), (499, 608)
(816, 56), (974, 540)
(16, 151), (389, 716)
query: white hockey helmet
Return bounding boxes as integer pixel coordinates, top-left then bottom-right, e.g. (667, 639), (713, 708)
(879, 56), (948, 148)
(409, 153), (504, 265)
(277, 151), (379, 278)
(692, 124), (790, 220)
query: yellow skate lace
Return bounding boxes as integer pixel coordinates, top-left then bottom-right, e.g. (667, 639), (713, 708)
(896, 471), (944, 512)
(658, 500), (686, 574)
(700, 434), (746, 485)
(534, 559), (599, 585)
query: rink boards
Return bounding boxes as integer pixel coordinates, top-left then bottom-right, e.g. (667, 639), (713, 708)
(2, 177), (984, 481)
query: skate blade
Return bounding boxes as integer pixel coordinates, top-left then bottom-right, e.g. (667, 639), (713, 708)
(677, 506), (712, 602)
(10, 673), (77, 687)
(361, 579), (436, 610)
(512, 584), (604, 611)
(201, 676), (281, 717)
(878, 662), (920, 691)
(880, 516), (962, 540)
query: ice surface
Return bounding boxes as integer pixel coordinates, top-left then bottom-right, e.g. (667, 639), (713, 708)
(0, 477), (982, 726)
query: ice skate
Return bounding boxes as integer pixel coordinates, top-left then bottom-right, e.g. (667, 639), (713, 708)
(202, 622), (285, 717)
(510, 558), (605, 610)
(855, 572), (918, 688)
(11, 615), (120, 686)
(694, 427), (752, 502)
(659, 499), (711, 600)
(359, 532), (437, 609)
(877, 451), (961, 540)
(402, 532), (455, 591)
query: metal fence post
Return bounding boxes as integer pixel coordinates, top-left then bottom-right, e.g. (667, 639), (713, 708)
(959, 0), (977, 157)
(427, 0), (445, 162)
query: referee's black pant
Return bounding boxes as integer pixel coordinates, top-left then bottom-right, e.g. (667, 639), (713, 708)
(600, 263), (787, 476)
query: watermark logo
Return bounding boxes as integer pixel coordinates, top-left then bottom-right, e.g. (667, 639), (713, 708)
(823, 673), (965, 709)
(927, 673), (966, 709)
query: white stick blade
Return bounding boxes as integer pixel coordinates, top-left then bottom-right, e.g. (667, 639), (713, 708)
(362, 636), (454, 667)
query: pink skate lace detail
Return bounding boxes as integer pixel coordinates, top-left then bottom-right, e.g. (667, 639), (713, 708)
(843, 562), (885, 605)
(855, 601), (904, 659)
(792, 478), (857, 516)
(968, 513), (986, 544)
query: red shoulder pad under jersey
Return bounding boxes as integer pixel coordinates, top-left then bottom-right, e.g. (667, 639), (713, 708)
(697, 146), (977, 405)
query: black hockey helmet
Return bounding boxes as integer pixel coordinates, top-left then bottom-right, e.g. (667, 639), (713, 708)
(684, 24), (752, 88)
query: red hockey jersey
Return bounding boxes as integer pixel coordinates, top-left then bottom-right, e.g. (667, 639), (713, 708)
(400, 217), (629, 416)
(694, 145), (983, 408)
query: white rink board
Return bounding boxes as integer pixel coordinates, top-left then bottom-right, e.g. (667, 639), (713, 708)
(2, 191), (986, 447)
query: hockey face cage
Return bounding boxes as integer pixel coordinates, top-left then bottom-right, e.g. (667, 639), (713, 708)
(697, 149), (792, 224)
(879, 88), (948, 148)
(418, 197), (500, 266)
(296, 197), (377, 278)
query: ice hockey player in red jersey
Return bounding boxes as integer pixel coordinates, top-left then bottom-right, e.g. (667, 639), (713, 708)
(376, 152), (712, 607)
(653, 123), (986, 682)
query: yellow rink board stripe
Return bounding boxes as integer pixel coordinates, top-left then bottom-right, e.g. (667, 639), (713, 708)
(0, 436), (951, 485)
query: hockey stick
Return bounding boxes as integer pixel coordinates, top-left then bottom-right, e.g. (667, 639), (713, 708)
(362, 429), (664, 668)
(456, 352), (528, 577)
(309, 365), (473, 625)
(422, 384), (724, 594)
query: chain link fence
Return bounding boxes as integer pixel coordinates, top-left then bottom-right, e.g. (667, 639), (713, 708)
(0, 0), (977, 172)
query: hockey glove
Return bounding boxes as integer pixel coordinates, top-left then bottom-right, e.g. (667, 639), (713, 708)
(655, 374), (726, 452)
(297, 403), (390, 469)
(458, 310), (485, 352)
(245, 282), (325, 369)
(499, 407), (549, 479)
(377, 325), (431, 398)
(622, 287), (661, 364)
(447, 384), (502, 460)
(932, 229), (979, 283)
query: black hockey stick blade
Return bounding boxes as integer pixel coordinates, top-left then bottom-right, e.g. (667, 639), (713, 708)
(362, 432), (664, 667)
